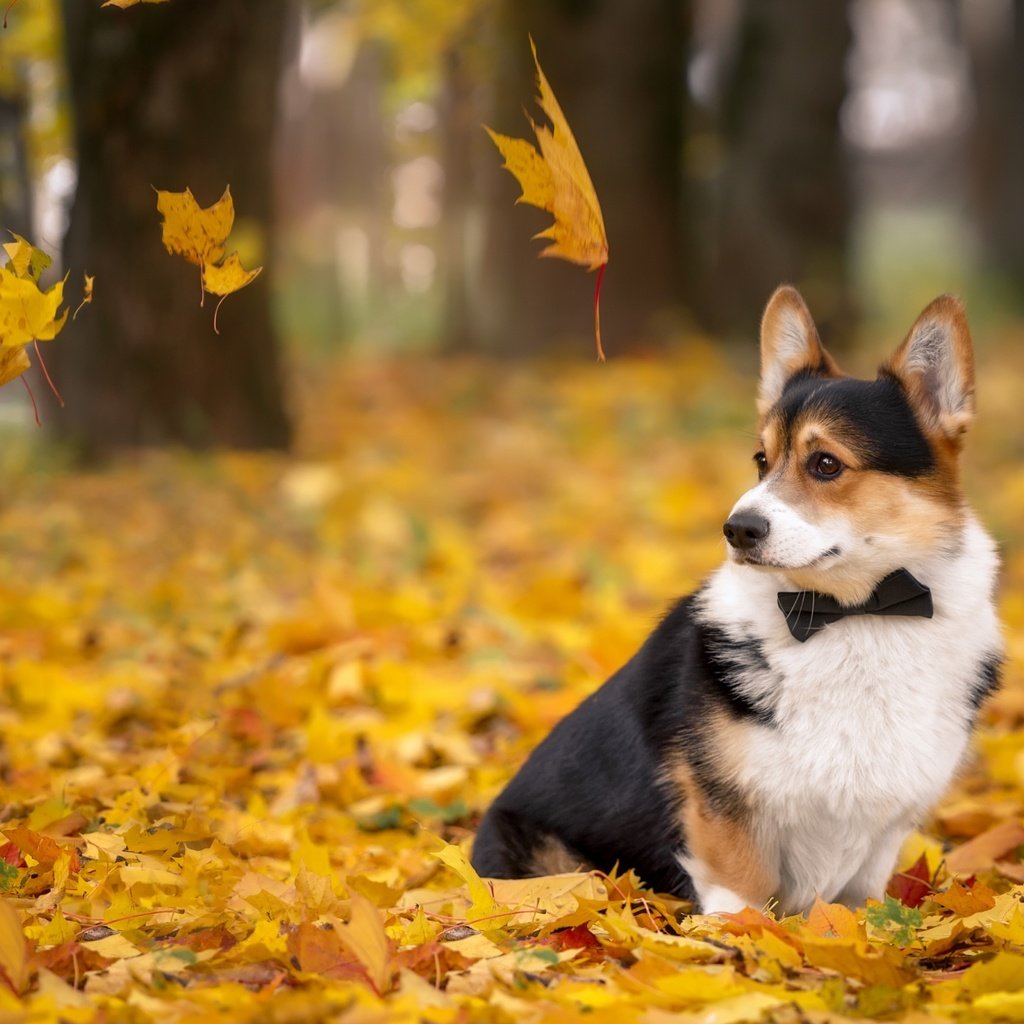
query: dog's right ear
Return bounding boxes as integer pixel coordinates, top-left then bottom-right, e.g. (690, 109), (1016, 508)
(758, 286), (839, 415)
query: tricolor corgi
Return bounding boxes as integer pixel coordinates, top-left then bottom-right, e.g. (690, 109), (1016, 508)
(472, 286), (1003, 915)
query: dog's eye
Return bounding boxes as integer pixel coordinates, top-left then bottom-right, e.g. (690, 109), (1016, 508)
(808, 452), (843, 480)
(753, 451), (768, 479)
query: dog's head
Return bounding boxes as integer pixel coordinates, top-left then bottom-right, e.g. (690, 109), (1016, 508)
(724, 285), (975, 605)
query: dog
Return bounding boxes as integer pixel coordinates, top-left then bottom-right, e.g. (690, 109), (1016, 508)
(471, 285), (1003, 915)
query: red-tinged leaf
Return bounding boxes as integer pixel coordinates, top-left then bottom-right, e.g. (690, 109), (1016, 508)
(716, 907), (796, 947)
(887, 853), (934, 908)
(3, 827), (79, 870)
(393, 940), (473, 981)
(0, 844), (24, 869)
(539, 923), (602, 953)
(29, 940), (112, 981)
(287, 922), (370, 984)
(160, 925), (238, 954)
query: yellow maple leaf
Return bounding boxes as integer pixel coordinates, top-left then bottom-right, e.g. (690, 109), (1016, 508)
(0, 347), (30, 389)
(155, 185), (233, 270)
(0, 900), (27, 996)
(3, 232), (51, 283)
(0, 269), (68, 348)
(102, 0), (170, 8)
(336, 893), (392, 995)
(202, 251), (262, 333)
(486, 36), (609, 359)
(156, 185), (263, 330)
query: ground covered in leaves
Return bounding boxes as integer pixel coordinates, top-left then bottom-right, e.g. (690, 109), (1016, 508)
(3, 338), (1024, 1022)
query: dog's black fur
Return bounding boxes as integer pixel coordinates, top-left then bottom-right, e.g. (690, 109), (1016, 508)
(471, 595), (764, 898)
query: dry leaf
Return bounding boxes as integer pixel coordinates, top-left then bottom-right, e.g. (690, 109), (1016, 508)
(0, 901), (27, 995)
(155, 185), (263, 327)
(486, 37), (609, 359)
(155, 185), (232, 270)
(947, 820), (1024, 874)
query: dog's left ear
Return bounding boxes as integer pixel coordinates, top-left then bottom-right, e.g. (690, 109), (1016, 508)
(886, 295), (975, 440)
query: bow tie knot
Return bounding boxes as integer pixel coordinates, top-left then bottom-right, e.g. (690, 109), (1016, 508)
(777, 569), (933, 643)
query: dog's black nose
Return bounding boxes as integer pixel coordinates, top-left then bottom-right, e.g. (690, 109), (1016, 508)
(723, 512), (769, 550)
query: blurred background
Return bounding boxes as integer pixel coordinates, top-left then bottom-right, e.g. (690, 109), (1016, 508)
(0, 0), (1021, 450)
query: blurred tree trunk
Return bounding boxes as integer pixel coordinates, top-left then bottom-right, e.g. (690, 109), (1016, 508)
(967, 3), (1024, 296)
(0, 96), (32, 239)
(54, 0), (293, 453)
(473, 0), (689, 356)
(439, 42), (476, 354)
(696, 0), (853, 341)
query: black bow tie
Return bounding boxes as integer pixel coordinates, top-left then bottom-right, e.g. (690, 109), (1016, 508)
(777, 568), (933, 643)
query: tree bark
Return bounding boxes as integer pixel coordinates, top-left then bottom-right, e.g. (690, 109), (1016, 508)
(967, 2), (1024, 296)
(54, 0), (293, 453)
(473, 0), (689, 356)
(697, 0), (853, 341)
(0, 96), (32, 240)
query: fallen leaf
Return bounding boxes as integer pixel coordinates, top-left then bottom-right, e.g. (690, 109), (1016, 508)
(887, 852), (934, 908)
(0, 901), (27, 995)
(806, 898), (861, 941)
(335, 893), (392, 995)
(947, 820), (1024, 874)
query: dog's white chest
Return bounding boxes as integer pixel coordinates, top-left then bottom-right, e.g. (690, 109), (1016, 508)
(748, 617), (975, 817)
(698, 522), (1001, 908)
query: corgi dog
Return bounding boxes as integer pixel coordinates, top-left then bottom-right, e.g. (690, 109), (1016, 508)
(471, 286), (1003, 915)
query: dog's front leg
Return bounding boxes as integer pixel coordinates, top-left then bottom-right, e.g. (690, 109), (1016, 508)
(679, 800), (779, 914)
(831, 822), (910, 910)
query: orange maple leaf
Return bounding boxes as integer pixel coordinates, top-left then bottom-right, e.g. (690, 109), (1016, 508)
(486, 37), (610, 360)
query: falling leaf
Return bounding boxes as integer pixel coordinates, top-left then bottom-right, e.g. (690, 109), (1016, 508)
(202, 252), (262, 334)
(155, 186), (232, 271)
(203, 251), (261, 299)
(73, 274), (94, 320)
(0, 346), (29, 388)
(155, 185), (263, 328)
(0, 268), (68, 347)
(3, 232), (51, 282)
(102, 1), (171, 10)
(486, 37), (609, 360)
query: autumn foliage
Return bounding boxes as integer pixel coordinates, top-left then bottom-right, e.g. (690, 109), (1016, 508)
(0, 345), (1022, 1019)
(3, 9), (1024, 1024)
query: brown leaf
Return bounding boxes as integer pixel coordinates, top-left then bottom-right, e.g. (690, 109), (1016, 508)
(947, 820), (1024, 874)
(932, 880), (997, 916)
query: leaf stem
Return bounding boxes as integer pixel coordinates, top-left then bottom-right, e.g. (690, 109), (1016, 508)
(19, 375), (39, 427)
(34, 340), (64, 407)
(594, 263), (607, 362)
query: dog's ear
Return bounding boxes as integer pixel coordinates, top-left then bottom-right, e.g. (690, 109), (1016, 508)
(758, 286), (838, 414)
(886, 295), (974, 440)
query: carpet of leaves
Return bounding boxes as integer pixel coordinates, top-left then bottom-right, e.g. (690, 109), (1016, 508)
(3, 338), (1024, 1022)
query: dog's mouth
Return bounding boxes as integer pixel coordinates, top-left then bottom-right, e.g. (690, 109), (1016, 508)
(734, 545), (841, 571)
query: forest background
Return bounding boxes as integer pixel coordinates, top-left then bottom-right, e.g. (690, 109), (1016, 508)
(3, 1), (1024, 1022)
